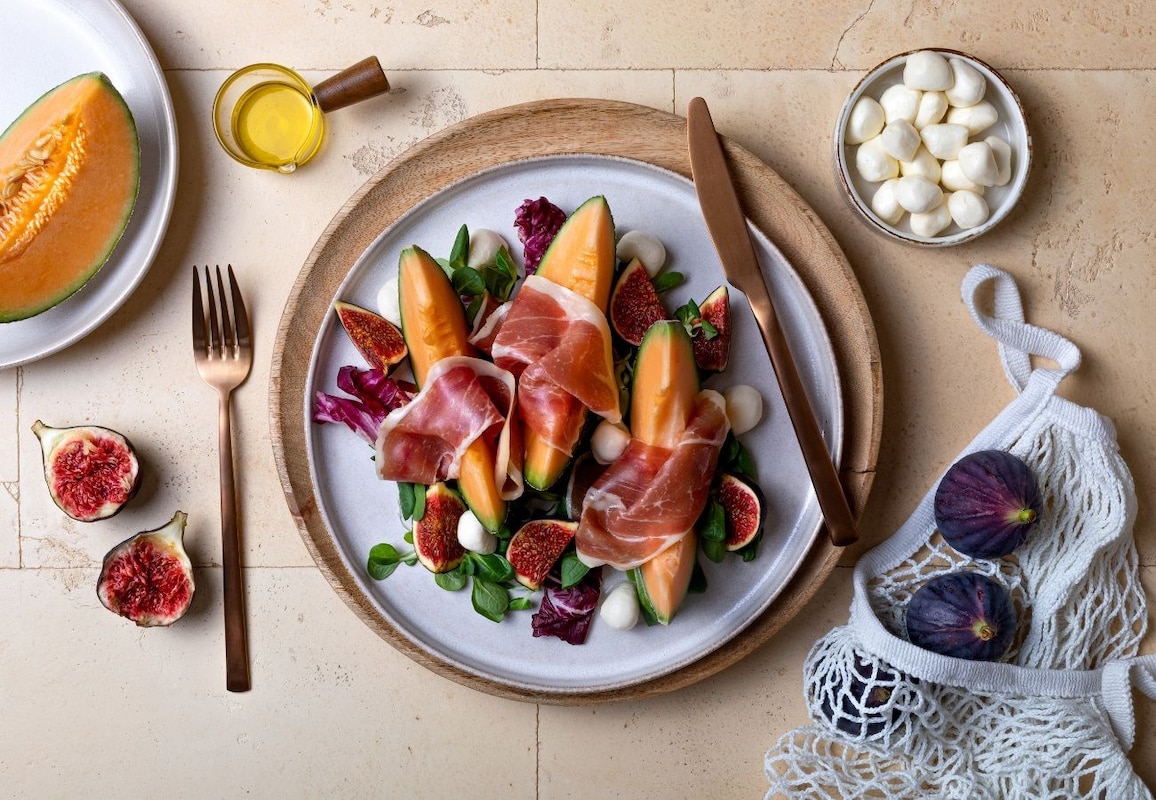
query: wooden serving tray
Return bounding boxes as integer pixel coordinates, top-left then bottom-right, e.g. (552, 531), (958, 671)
(269, 98), (882, 704)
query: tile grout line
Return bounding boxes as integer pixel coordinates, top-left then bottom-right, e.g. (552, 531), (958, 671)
(15, 365), (22, 569)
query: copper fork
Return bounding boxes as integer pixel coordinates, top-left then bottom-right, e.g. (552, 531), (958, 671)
(192, 265), (252, 692)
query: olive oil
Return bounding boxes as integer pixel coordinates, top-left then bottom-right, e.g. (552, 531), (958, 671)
(229, 81), (321, 169)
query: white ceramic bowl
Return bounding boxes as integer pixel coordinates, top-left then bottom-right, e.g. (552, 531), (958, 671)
(834, 49), (1031, 247)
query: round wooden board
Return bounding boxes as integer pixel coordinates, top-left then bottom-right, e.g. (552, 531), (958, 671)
(269, 98), (882, 705)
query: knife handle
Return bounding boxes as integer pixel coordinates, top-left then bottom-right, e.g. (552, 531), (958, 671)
(744, 281), (860, 547)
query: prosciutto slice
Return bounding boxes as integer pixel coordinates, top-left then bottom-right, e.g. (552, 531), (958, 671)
(374, 356), (523, 500)
(490, 275), (621, 452)
(576, 390), (731, 570)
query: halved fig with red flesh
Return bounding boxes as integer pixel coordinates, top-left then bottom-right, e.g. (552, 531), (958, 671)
(719, 472), (766, 551)
(506, 519), (577, 590)
(413, 482), (467, 573)
(97, 511), (195, 628)
(692, 285), (731, 373)
(334, 300), (408, 372)
(609, 258), (667, 346)
(32, 420), (141, 522)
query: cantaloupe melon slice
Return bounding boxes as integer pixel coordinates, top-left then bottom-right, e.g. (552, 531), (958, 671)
(521, 195), (617, 489)
(0, 73), (140, 322)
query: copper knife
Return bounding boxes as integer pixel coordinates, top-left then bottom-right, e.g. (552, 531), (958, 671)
(686, 96), (859, 547)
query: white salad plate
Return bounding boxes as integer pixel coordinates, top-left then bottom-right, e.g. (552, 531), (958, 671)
(0, 0), (178, 369)
(302, 154), (844, 696)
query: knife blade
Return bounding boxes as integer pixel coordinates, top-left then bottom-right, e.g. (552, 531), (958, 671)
(686, 96), (859, 547)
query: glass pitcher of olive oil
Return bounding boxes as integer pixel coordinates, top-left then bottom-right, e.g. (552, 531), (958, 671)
(213, 57), (389, 173)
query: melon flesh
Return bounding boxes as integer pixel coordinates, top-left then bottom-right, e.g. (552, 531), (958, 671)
(0, 73), (140, 322)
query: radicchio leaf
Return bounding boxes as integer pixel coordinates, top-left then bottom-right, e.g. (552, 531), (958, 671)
(531, 568), (602, 645)
(313, 366), (416, 444)
(514, 197), (566, 274)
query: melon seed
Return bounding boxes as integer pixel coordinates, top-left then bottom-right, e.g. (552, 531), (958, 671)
(28, 147), (50, 162)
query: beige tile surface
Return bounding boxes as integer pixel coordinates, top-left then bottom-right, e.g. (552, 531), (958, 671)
(2, 0), (1154, 796)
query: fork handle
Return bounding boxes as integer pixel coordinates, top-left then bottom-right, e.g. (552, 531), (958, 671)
(218, 390), (251, 692)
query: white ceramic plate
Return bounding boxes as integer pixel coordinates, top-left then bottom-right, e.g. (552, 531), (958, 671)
(305, 155), (843, 695)
(0, 0), (178, 368)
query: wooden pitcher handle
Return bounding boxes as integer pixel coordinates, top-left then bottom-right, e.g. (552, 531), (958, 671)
(313, 56), (390, 113)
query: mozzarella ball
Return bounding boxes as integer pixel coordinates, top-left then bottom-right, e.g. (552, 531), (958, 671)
(945, 58), (987, 107)
(600, 582), (641, 631)
(910, 200), (953, 237)
(375, 275), (402, 327)
(879, 84), (922, 124)
(946, 100), (999, 135)
(958, 141), (1000, 186)
(947, 190), (990, 229)
(467, 229), (508, 269)
(899, 146), (942, 183)
(985, 135), (1013, 186)
(845, 96), (885, 144)
(457, 510), (497, 555)
(895, 176), (944, 214)
(870, 179), (905, 225)
(880, 119), (922, 161)
(591, 420), (631, 464)
(941, 159), (985, 193)
(723, 384), (764, 435)
(920, 123), (970, 160)
(615, 230), (667, 277)
(914, 91), (949, 129)
(855, 136), (900, 182)
(903, 51), (954, 91)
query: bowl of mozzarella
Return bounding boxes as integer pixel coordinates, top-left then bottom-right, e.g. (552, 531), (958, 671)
(834, 49), (1031, 246)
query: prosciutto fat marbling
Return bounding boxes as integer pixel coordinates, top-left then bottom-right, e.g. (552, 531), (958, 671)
(576, 390), (730, 570)
(374, 356), (523, 500)
(490, 274), (621, 451)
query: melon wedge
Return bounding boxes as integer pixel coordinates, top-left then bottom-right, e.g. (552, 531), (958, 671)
(397, 246), (506, 531)
(522, 196), (617, 489)
(626, 320), (701, 624)
(0, 73), (140, 322)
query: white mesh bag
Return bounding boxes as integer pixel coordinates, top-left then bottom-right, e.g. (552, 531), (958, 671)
(765, 264), (1156, 799)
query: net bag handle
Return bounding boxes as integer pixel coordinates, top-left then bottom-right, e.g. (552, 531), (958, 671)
(962, 263), (1082, 392)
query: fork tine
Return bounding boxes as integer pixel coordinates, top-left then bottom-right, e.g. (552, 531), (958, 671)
(206, 265), (222, 356)
(215, 264), (235, 352)
(192, 266), (207, 351)
(227, 265), (251, 349)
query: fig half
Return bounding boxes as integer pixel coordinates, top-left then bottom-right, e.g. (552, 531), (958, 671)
(32, 420), (141, 522)
(934, 449), (1041, 559)
(506, 519), (577, 590)
(691, 285), (730, 373)
(609, 258), (667, 346)
(905, 571), (1016, 661)
(97, 511), (195, 628)
(413, 482), (467, 573)
(719, 472), (765, 551)
(334, 300), (408, 373)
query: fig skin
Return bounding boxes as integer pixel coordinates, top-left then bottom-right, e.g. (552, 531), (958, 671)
(905, 571), (1016, 661)
(97, 511), (195, 628)
(818, 657), (907, 738)
(934, 449), (1041, 559)
(31, 420), (141, 522)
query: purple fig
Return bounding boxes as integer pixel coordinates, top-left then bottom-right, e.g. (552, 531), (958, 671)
(934, 449), (1041, 559)
(905, 571), (1016, 661)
